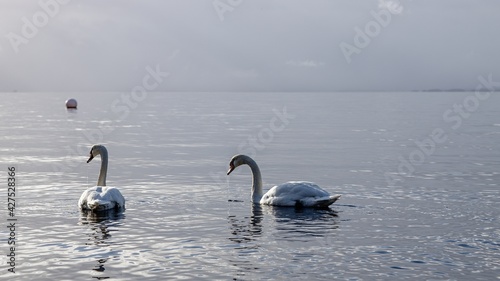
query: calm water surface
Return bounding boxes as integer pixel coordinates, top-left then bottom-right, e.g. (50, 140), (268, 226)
(0, 92), (499, 280)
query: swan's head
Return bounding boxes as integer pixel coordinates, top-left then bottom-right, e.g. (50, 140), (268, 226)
(87, 144), (107, 163)
(227, 154), (252, 175)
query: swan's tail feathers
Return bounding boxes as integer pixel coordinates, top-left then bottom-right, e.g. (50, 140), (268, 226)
(87, 200), (115, 212)
(313, 194), (341, 208)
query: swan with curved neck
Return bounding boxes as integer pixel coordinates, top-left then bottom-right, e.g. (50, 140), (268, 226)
(227, 154), (340, 208)
(79, 145), (125, 211)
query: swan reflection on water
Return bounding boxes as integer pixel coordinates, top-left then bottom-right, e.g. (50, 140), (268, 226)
(227, 204), (264, 278)
(227, 203), (340, 278)
(228, 203), (340, 246)
(266, 205), (339, 221)
(228, 204), (264, 247)
(265, 206), (340, 242)
(79, 209), (125, 279)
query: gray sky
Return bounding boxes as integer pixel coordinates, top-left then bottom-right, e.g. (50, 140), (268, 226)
(1, 0), (499, 92)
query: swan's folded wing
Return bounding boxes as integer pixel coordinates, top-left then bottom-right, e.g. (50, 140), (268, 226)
(78, 190), (90, 209)
(103, 187), (126, 209)
(78, 187), (99, 209)
(275, 181), (330, 197)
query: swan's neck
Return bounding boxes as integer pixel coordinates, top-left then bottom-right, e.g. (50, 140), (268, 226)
(97, 149), (108, 186)
(246, 158), (263, 203)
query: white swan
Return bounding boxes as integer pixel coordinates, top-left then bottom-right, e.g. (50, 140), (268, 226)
(79, 145), (125, 211)
(227, 154), (340, 208)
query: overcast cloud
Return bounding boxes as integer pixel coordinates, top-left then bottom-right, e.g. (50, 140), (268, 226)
(0, 0), (499, 92)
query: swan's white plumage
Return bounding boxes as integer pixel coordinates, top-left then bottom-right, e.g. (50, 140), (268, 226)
(227, 155), (340, 208)
(79, 145), (125, 212)
(79, 186), (125, 211)
(261, 181), (340, 207)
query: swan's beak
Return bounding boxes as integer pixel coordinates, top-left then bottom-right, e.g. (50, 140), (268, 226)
(87, 154), (95, 163)
(227, 164), (235, 175)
